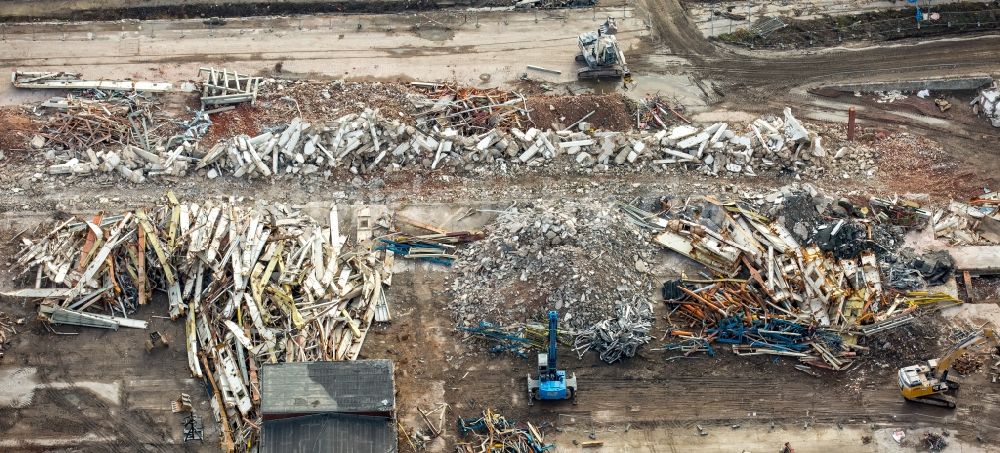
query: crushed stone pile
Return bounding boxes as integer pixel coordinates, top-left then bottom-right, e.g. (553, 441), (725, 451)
(449, 201), (656, 331)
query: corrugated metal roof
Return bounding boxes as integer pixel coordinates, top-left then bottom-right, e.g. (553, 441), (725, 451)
(262, 413), (397, 453)
(261, 360), (395, 415)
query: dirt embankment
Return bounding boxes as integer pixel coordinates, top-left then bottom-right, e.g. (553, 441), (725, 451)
(717, 2), (1000, 49)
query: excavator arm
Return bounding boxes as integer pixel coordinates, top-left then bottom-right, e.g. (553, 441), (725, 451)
(935, 329), (995, 373)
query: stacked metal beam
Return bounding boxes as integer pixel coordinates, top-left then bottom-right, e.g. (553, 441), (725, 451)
(199, 67), (261, 109)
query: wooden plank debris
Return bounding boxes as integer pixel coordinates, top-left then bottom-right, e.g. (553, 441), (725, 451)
(13, 195), (395, 449)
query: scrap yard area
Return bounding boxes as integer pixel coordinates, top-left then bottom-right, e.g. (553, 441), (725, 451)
(2, 0), (1000, 452)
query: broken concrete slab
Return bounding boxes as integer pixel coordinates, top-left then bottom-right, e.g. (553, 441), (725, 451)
(947, 246), (1000, 276)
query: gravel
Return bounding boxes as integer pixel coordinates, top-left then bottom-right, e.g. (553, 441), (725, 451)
(448, 200), (656, 330)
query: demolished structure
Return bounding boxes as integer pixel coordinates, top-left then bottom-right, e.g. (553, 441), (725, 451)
(630, 186), (969, 370)
(8, 195), (392, 450)
(18, 70), (861, 182)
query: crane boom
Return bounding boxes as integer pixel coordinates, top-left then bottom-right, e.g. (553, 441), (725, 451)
(547, 310), (558, 377)
(527, 310), (577, 404)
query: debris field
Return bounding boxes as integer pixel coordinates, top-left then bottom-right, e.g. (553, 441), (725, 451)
(2, 2), (1000, 453)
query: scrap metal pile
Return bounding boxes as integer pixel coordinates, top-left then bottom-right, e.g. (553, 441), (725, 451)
(637, 93), (691, 130)
(456, 408), (553, 453)
(410, 83), (529, 134)
(630, 188), (958, 370)
(8, 195), (391, 451)
(35, 88), (192, 164)
(29, 82), (860, 181)
(36, 90), (210, 182)
(450, 201), (655, 363)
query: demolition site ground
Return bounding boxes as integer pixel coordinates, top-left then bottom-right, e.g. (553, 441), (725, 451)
(2, 1), (1000, 452)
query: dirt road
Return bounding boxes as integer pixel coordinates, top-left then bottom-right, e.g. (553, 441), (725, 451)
(0, 299), (218, 451)
(0, 8), (649, 105)
(638, 0), (1000, 86)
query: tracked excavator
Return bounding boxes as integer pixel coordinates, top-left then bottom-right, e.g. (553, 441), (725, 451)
(527, 310), (577, 405)
(575, 18), (631, 81)
(898, 328), (996, 408)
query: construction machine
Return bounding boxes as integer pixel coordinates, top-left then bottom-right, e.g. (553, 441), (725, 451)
(575, 18), (630, 81)
(527, 310), (577, 405)
(898, 328), (996, 408)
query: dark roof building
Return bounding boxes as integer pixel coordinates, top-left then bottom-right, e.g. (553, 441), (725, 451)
(260, 360), (396, 453)
(262, 413), (397, 453)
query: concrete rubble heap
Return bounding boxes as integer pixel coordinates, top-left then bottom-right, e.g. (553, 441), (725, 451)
(645, 185), (962, 370)
(37, 101), (861, 180)
(7, 195), (392, 450)
(449, 201), (655, 362)
(932, 191), (1000, 245)
(37, 90), (210, 181)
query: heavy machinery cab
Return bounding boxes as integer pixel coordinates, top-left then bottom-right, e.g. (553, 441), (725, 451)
(576, 18), (630, 81)
(898, 364), (947, 393)
(898, 365), (924, 389)
(538, 370), (571, 400)
(535, 352), (575, 400)
(578, 33), (621, 67)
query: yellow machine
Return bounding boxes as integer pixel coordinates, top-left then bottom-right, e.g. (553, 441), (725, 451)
(898, 328), (996, 408)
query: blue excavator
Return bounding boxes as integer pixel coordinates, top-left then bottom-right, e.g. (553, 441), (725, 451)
(527, 310), (578, 405)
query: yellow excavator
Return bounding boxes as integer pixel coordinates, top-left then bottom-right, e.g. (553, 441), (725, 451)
(898, 328), (996, 408)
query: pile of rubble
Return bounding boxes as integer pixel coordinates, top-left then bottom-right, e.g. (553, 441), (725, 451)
(642, 185), (960, 370)
(932, 191), (1000, 245)
(952, 352), (984, 375)
(923, 432), (949, 452)
(31, 86), (863, 181)
(410, 83), (528, 134)
(6, 195), (392, 450)
(449, 201), (655, 361)
(0, 311), (22, 357)
(254, 78), (415, 123)
(456, 409), (552, 453)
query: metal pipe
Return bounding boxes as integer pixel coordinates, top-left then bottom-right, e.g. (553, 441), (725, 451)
(847, 107), (857, 141)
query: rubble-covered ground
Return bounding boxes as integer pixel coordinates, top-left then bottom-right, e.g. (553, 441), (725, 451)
(1, 1), (1000, 451)
(449, 200), (656, 330)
